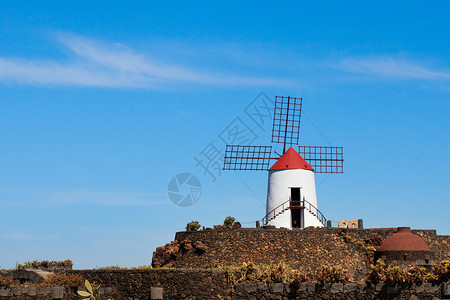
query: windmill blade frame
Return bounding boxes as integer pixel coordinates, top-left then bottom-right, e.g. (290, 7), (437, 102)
(298, 146), (344, 174)
(271, 96), (303, 153)
(223, 145), (273, 171)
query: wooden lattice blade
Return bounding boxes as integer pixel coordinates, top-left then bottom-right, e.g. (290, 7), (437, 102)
(298, 146), (344, 174)
(271, 96), (303, 149)
(223, 145), (272, 171)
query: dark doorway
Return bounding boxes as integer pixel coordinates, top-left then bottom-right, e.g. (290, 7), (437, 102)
(290, 188), (302, 228)
(291, 209), (301, 228)
(291, 188), (300, 201)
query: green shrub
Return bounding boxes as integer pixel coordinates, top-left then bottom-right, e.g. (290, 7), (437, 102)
(316, 265), (350, 284)
(385, 262), (427, 284)
(221, 262), (308, 287)
(238, 261), (307, 283)
(19, 259), (73, 269)
(131, 265), (153, 270)
(38, 273), (85, 287)
(213, 224), (227, 230)
(404, 264), (427, 283)
(17, 261), (33, 268)
(366, 258), (386, 283)
(431, 259), (450, 283)
(223, 216), (236, 226)
(0, 274), (18, 287)
(367, 259), (429, 284)
(385, 264), (403, 283)
(94, 265), (128, 270)
(186, 220), (201, 231)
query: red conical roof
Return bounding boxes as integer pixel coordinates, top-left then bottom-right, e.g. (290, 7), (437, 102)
(379, 227), (430, 251)
(269, 147), (314, 171)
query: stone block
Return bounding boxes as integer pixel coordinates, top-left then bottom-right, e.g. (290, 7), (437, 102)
(37, 286), (51, 295)
(330, 283), (343, 294)
(235, 284), (246, 293)
(0, 288), (10, 297)
(257, 283), (268, 291)
(51, 286), (65, 299)
(98, 286), (113, 296)
(20, 287), (30, 295)
(28, 286), (37, 296)
(306, 283), (316, 292)
(415, 283), (425, 293)
(11, 287), (21, 296)
(343, 283), (358, 293)
(295, 283), (306, 292)
(423, 283), (439, 294)
(386, 284), (398, 295)
(442, 283), (450, 296)
(319, 283), (331, 291)
(7, 268), (52, 284)
(102, 286), (113, 295)
(150, 286), (163, 300)
(244, 283), (258, 293)
(269, 283), (284, 293)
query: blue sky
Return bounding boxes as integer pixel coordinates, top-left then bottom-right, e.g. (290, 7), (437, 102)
(0, 1), (449, 269)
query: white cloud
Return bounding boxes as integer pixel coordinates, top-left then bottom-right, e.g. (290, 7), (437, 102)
(335, 57), (450, 80)
(1, 34), (448, 89)
(2, 232), (32, 240)
(0, 58), (149, 88)
(0, 33), (289, 89)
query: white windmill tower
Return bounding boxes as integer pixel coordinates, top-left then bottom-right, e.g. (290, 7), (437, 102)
(224, 96), (343, 229)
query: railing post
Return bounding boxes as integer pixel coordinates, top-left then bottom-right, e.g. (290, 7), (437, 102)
(358, 219), (364, 229)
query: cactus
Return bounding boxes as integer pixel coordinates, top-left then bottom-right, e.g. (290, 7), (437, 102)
(186, 220), (201, 231)
(223, 216), (235, 226)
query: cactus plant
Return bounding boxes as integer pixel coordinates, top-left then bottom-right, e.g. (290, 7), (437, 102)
(223, 216), (235, 226)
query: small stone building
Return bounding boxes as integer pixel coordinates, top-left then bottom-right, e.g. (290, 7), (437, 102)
(375, 227), (434, 268)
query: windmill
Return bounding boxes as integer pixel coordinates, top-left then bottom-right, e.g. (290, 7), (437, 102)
(223, 96), (343, 229)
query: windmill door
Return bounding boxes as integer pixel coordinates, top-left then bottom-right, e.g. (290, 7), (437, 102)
(290, 188), (303, 228)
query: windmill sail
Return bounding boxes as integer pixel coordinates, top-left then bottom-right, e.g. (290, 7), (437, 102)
(223, 145), (272, 171)
(298, 146), (344, 174)
(271, 96), (303, 153)
(223, 95), (344, 174)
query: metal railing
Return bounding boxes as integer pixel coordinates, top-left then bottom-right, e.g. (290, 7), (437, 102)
(261, 198), (326, 227)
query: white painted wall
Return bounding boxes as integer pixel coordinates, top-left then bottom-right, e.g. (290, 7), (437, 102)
(265, 169), (324, 229)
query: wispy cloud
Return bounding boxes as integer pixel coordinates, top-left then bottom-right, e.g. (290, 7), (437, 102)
(32, 190), (167, 206)
(334, 57), (450, 80)
(2, 232), (32, 240)
(1, 34), (448, 89)
(0, 33), (289, 89)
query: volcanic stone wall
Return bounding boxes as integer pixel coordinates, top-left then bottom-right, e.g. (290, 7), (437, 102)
(415, 230), (450, 259)
(166, 228), (449, 281)
(74, 269), (229, 300)
(234, 282), (445, 299)
(2, 269), (448, 299)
